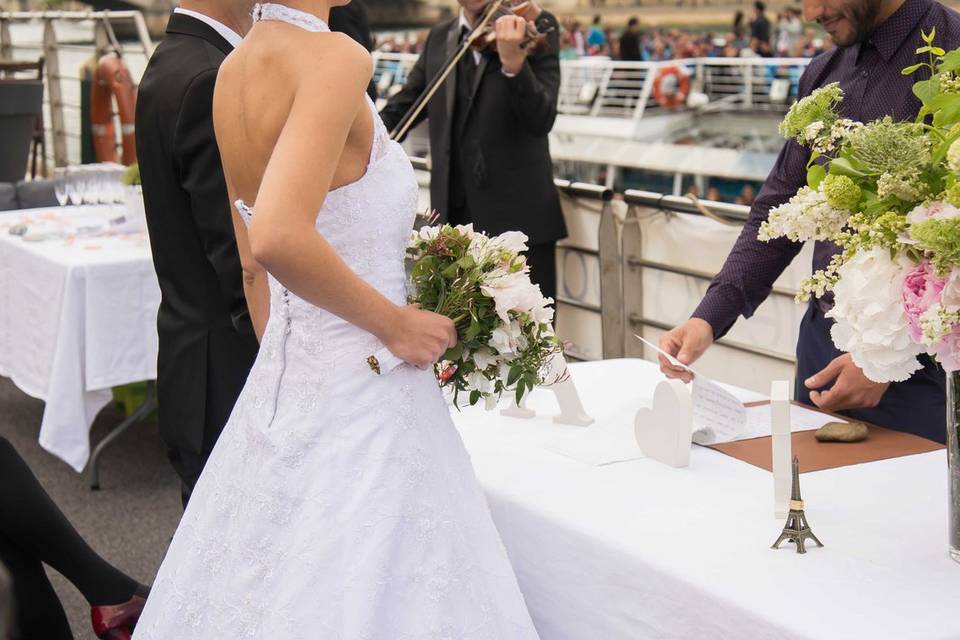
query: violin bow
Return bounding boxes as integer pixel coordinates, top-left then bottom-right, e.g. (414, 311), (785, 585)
(389, 0), (508, 142)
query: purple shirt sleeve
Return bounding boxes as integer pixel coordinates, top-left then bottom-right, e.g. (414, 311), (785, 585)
(692, 137), (808, 339)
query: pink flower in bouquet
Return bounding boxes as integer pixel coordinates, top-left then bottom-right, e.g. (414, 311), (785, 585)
(931, 327), (960, 373)
(902, 261), (946, 342)
(942, 268), (960, 311)
(906, 201), (960, 224)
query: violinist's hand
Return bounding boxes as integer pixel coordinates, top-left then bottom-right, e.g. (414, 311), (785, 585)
(495, 14), (530, 75)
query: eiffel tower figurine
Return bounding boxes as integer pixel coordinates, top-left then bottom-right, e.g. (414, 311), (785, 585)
(772, 456), (824, 554)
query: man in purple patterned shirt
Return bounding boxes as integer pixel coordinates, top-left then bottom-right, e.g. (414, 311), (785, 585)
(659, 0), (960, 443)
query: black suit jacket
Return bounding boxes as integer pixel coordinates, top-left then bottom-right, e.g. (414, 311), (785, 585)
(135, 13), (258, 458)
(380, 13), (567, 246)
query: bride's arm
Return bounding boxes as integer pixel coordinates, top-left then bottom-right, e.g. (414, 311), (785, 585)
(226, 179), (270, 342)
(248, 35), (455, 368)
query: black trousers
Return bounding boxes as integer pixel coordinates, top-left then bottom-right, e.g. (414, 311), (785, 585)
(795, 301), (947, 443)
(0, 533), (72, 640)
(0, 437), (140, 640)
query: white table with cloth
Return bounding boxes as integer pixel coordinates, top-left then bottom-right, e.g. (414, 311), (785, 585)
(451, 358), (960, 640)
(0, 206), (159, 472)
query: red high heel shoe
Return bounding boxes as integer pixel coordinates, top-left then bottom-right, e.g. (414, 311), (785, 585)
(91, 594), (147, 640)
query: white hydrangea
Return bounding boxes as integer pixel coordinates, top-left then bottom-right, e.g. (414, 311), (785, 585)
(758, 185), (850, 243)
(827, 247), (924, 382)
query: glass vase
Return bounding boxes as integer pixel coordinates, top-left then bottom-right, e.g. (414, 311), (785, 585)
(948, 371), (960, 563)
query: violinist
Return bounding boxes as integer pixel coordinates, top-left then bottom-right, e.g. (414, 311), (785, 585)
(380, 0), (567, 300)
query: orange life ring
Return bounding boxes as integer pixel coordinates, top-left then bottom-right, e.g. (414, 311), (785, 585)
(90, 53), (138, 165)
(652, 65), (690, 109)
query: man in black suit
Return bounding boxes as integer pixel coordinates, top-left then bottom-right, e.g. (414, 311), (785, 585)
(135, 1), (259, 505)
(380, 0), (567, 300)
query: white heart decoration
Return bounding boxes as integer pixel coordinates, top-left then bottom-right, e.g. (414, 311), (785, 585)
(634, 380), (694, 468)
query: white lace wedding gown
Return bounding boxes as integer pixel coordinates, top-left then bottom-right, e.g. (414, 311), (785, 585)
(132, 5), (540, 638)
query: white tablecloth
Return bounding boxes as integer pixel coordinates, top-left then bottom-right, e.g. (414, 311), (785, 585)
(451, 359), (960, 640)
(0, 206), (160, 471)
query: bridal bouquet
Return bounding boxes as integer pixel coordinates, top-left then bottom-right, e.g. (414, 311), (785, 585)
(369, 220), (567, 406)
(760, 29), (960, 383)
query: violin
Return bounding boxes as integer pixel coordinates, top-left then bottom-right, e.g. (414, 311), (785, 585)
(468, 1), (551, 53)
(388, 0), (554, 141)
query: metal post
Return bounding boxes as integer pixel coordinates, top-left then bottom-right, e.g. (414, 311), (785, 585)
(132, 10), (156, 59)
(744, 60), (755, 109)
(598, 200), (624, 358)
(0, 17), (11, 60)
(93, 16), (110, 59)
(589, 62), (614, 118)
(42, 18), (67, 167)
(621, 205), (644, 357)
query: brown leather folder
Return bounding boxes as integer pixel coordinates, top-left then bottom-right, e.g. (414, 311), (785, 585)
(706, 402), (944, 473)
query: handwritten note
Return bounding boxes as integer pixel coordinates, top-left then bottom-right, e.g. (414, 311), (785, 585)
(634, 335), (843, 446)
(690, 376), (748, 444)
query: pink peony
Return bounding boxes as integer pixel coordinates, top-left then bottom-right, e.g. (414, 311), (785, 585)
(906, 201), (960, 224)
(931, 327), (960, 373)
(902, 261), (946, 342)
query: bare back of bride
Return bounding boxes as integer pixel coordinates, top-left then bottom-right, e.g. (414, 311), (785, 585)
(131, 1), (541, 638)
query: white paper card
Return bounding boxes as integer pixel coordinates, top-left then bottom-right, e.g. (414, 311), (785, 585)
(690, 376), (748, 445)
(544, 427), (643, 466)
(742, 403), (846, 441)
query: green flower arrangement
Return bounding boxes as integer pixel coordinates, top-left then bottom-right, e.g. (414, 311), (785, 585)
(760, 28), (960, 384)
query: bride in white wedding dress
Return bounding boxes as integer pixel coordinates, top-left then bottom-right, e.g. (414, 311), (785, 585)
(132, 2), (541, 638)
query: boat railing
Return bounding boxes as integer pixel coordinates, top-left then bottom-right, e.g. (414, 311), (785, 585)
(0, 10), (155, 168)
(371, 52), (811, 121)
(548, 185), (809, 392)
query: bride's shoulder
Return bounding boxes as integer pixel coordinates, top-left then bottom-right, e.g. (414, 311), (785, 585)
(289, 33), (373, 97)
(292, 31), (372, 85)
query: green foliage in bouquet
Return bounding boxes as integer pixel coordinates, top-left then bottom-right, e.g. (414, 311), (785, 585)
(762, 27), (960, 301)
(759, 29), (960, 382)
(121, 163), (141, 187)
(407, 224), (564, 407)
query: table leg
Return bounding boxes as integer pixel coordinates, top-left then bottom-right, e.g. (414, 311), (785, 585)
(88, 380), (157, 491)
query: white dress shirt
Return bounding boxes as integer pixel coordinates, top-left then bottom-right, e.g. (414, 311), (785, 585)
(459, 11), (483, 66)
(173, 8), (243, 48)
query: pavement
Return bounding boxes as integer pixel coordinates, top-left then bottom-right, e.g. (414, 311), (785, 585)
(0, 376), (181, 639)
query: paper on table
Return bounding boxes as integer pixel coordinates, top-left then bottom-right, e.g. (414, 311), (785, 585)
(634, 335), (747, 445)
(741, 403), (846, 441)
(543, 422), (644, 467)
(690, 376), (747, 445)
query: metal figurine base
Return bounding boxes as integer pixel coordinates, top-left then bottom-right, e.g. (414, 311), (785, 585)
(772, 457), (824, 554)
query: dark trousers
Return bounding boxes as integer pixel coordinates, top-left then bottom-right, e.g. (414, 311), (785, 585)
(795, 301), (947, 443)
(0, 533), (72, 640)
(525, 241), (557, 303)
(449, 204), (557, 302)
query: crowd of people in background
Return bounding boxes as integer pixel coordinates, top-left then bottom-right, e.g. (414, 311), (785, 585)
(374, 2), (834, 62)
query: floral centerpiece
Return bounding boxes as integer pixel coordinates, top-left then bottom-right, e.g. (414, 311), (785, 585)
(761, 29), (960, 561)
(369, 218), (567, 407)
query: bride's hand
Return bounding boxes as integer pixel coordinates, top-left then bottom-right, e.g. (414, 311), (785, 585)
(383, 305), (458, 370)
